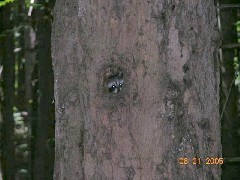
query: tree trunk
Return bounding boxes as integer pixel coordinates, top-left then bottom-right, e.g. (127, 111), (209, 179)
(24, 25), (36, 179)
(52, 0), (221, 179)
(0, 4), (16, 180)
(32, 1), (55, 179)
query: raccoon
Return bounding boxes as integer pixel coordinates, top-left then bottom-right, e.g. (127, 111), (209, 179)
(107, 75), (124, 93)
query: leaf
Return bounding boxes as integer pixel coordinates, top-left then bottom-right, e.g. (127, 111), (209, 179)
(18, 169), (28, 174)
(0, 0), (15, 7)
(25, 2), (45, 9)
(15, 116), (24, 123)
(235, 75), (240, 86)
(13, 112), (21, 118)
(18, 143), (28, 150)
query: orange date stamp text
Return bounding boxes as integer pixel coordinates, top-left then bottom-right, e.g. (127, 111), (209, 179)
(178, 157), (224, 165)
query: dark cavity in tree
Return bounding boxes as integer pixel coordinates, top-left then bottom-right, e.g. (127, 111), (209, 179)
(104, 66), (124, 93)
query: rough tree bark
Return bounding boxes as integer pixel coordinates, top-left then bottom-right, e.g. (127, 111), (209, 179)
(52, 0), (221, 179)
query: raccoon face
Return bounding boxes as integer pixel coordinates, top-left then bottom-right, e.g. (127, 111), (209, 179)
(107, 77), (124, 93)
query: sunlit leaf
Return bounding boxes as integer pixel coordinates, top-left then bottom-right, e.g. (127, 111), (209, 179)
(13, 112), (21, 118)
(15, 116), (24, 122)
(235, 75), (240, 86)
(18, 143), (28, 150)
(18, 169), (28, 174)
(0, 0), (15, 7)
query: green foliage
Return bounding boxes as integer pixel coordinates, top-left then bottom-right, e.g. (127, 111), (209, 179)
(234, 75), (240, 86)
(237, 21), (240, 43)
(13, 108), (28, 139)
(236, 21), (240, 30)
(234, 54), (240, 86)
(234, 22), (240, 87)
(0, 0), (15, 7)
(25, 0), (45, 9)
(0, 25), (31, 39)
(18, 144), (28, 151)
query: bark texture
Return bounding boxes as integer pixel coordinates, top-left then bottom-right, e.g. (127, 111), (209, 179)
(52, 0), (221, 179)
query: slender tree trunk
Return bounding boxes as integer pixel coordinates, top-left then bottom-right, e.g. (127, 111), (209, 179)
(32, 1), (55, 179)
(0, 6), (3, 180)
(15, 0), (26, 112)
(1, 5), (16, 180)
(52, 0), (221, 179)
(30, 59), (38, 180)
(24, 25), (36, 180)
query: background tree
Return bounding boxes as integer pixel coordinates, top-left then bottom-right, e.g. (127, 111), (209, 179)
(0, 0), (55, 179)
(52, 0), (221, 179)
(32, 0), (55, 179)
(0, 3), (16, 180)
(218, 0), (240, 178)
